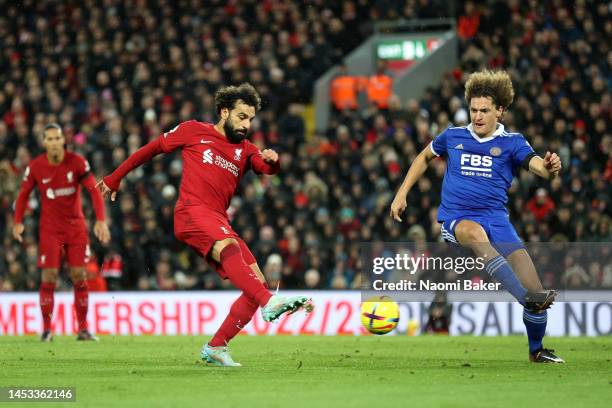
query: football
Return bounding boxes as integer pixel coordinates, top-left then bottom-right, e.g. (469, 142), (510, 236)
(360, 295), (400, 335)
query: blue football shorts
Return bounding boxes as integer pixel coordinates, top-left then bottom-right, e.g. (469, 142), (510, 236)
(439, 214), (525, 257)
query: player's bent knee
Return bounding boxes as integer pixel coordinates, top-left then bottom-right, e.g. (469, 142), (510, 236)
(210, 238), (239, 262)
(216, 238), (238, 253)
(41, 268), (59, 283)
(455, 220), (489, 244)
(70, 268), (87, 282)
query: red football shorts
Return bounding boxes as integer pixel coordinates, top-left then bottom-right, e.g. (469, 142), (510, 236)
(38, 228), (90, 268)
(174, 206), (256, 279)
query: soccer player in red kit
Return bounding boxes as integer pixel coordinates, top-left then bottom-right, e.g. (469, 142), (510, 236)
(13, 124), (110, 341)
(96, 83), (312, 366)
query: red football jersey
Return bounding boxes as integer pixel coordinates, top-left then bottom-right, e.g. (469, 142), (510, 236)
(14, 152), (95, 233)
(159, 120), (279, 215)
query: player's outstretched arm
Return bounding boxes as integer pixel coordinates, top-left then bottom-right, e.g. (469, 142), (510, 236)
(250, 147), (281, 175)
(390, 146), (436, 222)
(96, 137), (165, 201)
(527, 151), (562, 180)
(95, 179), (117, 202)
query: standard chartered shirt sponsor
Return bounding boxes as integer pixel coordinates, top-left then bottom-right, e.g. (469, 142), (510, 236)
(213, 154), (239, 177)
(46, 186), (76, 199)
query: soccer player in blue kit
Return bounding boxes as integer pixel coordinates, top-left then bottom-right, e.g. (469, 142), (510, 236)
(390, 70), (564, 363)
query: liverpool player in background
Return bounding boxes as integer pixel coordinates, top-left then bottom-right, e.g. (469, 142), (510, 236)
(390, 70), (564, 363)
(13, 124), (110, 341)
(96, 83), (313, 367)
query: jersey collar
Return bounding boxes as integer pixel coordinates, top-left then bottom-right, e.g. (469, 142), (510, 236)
(467, 123), (505, 143)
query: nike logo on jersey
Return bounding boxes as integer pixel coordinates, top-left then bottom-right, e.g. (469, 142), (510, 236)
(201, 139), (213, 144)
(42, 178), (52, 184)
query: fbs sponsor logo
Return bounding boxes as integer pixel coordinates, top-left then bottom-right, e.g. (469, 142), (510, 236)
(460, 153), (493, 178)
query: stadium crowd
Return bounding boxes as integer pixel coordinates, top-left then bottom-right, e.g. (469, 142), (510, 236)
(0, 0), (610, 292)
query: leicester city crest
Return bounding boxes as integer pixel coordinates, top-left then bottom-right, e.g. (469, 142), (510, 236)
(490, 147), (502, 156)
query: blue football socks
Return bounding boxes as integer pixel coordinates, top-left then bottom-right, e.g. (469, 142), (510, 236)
(523, 309), (547, 352)
(485, 255), (528, 304)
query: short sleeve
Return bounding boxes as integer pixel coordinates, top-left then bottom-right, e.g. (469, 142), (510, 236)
(76, 154), (92, 181)
(22, 163), (34, 184)
(430, 128), (449, 157)
(512, 134), (536, 170)
(159, 120), (196, 153)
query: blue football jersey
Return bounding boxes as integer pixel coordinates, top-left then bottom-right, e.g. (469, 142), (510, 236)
(430, 123), (536, 221)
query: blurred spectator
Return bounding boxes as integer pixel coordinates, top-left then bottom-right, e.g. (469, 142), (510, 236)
(156, 260), (176, 291)
(101, 252), (123, 291)
(425, 291), (452, 334)
(526, 188), (556, 223)
(263, 254), (282, 290)
(457, 1), (480, 40)
(305, 268), (322, 289)
(366, 60), (394, 110)
(85, 256), (107, 292)
(562, 257), (590, 288)
(330, 65), (361, 111)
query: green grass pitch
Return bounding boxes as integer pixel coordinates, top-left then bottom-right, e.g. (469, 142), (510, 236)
(1, 335), (610, 408)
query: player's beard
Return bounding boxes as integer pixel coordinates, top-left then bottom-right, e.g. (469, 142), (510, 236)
(224, 120), (247, 144)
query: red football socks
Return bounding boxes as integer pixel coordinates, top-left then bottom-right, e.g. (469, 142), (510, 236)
(73, 280), (89, 331)
(39, 281), (55, 332)
(209, 293), (259, 347)
(219, 244), (271, 307)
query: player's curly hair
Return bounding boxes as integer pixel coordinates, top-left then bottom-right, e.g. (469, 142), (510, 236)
(214, 82), (261, 114)
(464, 70), (515, 110)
